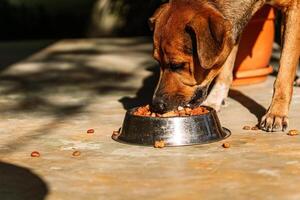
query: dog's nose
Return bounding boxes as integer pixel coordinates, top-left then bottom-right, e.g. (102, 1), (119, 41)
(151, 98), (167, 113)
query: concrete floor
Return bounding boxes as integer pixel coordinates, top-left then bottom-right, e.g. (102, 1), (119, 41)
(0, 38), (300, 200)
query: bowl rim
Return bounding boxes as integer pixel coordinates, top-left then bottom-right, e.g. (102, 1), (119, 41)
(127, 105), (216, 120)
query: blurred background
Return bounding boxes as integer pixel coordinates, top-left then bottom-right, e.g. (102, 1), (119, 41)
(0, 0), (168, 40)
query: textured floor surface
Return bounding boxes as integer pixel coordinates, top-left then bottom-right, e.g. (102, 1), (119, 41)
(0, 38), (300, 200)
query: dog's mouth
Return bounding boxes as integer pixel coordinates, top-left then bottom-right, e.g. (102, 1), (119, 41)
(188, 86), (208, 108)
(151, 85), (209, 113)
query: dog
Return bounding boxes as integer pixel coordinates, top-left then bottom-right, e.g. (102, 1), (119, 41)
(149, 0), (300, 132)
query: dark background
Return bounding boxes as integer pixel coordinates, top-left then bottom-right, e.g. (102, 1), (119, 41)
(0, 0), (167, 40)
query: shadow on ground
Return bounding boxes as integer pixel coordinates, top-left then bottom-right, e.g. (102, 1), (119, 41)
(0, 40), (150, 116)
(119, 63), (160, 109)
(0, 162), (48, 200)
(229, 89), (267, 123)
(0, 40), (54, 72)
(0, 39), (151, 154)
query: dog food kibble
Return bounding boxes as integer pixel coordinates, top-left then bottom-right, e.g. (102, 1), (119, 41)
(134, 105), (150, 116)
(112, 130), (119, 136)
(112, 130), (120, 140)
(154, 140), (165, 148)
(287, 129), (299, 136)
(222, 142), (230, 148)
(243, 126), (251, 130)
(184, 107), (192, 115)
(133, 105), (209, 117)
(31, 151), (40, 157)
(72, 151), (81, 157)
(87, 129), (95, 134)
(178, 109), (187, 116)
(178, 106), (184, 111)
(162, 111), (177, 117)
(190, 107), (209, 116)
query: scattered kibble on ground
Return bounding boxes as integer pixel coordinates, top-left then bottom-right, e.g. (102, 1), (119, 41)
(133, 105), (209, 117)
(243, 125), (259, 131)
(154, 140), (165, 148)
(87, 129), (95, 134)
(112, 130), (119, 136)
(243, 126), (251, 130)
(31, 151), (40, 157)
(287, 130), (299, 136)
(112, 130), (120, 140)
(72, 151), (81, 157)
(222, 142), (230, 148)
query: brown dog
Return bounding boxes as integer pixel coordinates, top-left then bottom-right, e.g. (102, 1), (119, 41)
(149, 0), (300, 132)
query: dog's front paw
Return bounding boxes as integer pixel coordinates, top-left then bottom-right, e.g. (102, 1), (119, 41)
(260, 112), (288, 132)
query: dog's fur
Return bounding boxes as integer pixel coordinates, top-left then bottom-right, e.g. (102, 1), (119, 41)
(150, 0), (300, 132)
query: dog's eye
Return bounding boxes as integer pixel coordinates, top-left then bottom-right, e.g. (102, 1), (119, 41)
(169, 63), (185, 71)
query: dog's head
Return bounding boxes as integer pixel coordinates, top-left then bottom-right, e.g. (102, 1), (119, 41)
(150, 0), (234, 113)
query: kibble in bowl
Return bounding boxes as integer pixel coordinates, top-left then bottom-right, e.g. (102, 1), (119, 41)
(133, 105), (209, 117)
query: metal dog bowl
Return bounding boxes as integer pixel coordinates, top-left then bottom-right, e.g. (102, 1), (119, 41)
(113, 106), (230, 147)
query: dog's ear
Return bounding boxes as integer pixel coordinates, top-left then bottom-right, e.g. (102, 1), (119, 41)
(149, 3), (170, 31)
(186, 7), (233, 69)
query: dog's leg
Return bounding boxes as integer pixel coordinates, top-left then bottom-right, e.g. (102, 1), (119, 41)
(203, 44), (239, 111)
(260, 7), (300, 132)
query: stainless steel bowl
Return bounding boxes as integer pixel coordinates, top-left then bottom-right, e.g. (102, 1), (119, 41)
(113, 106), (230, 147)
